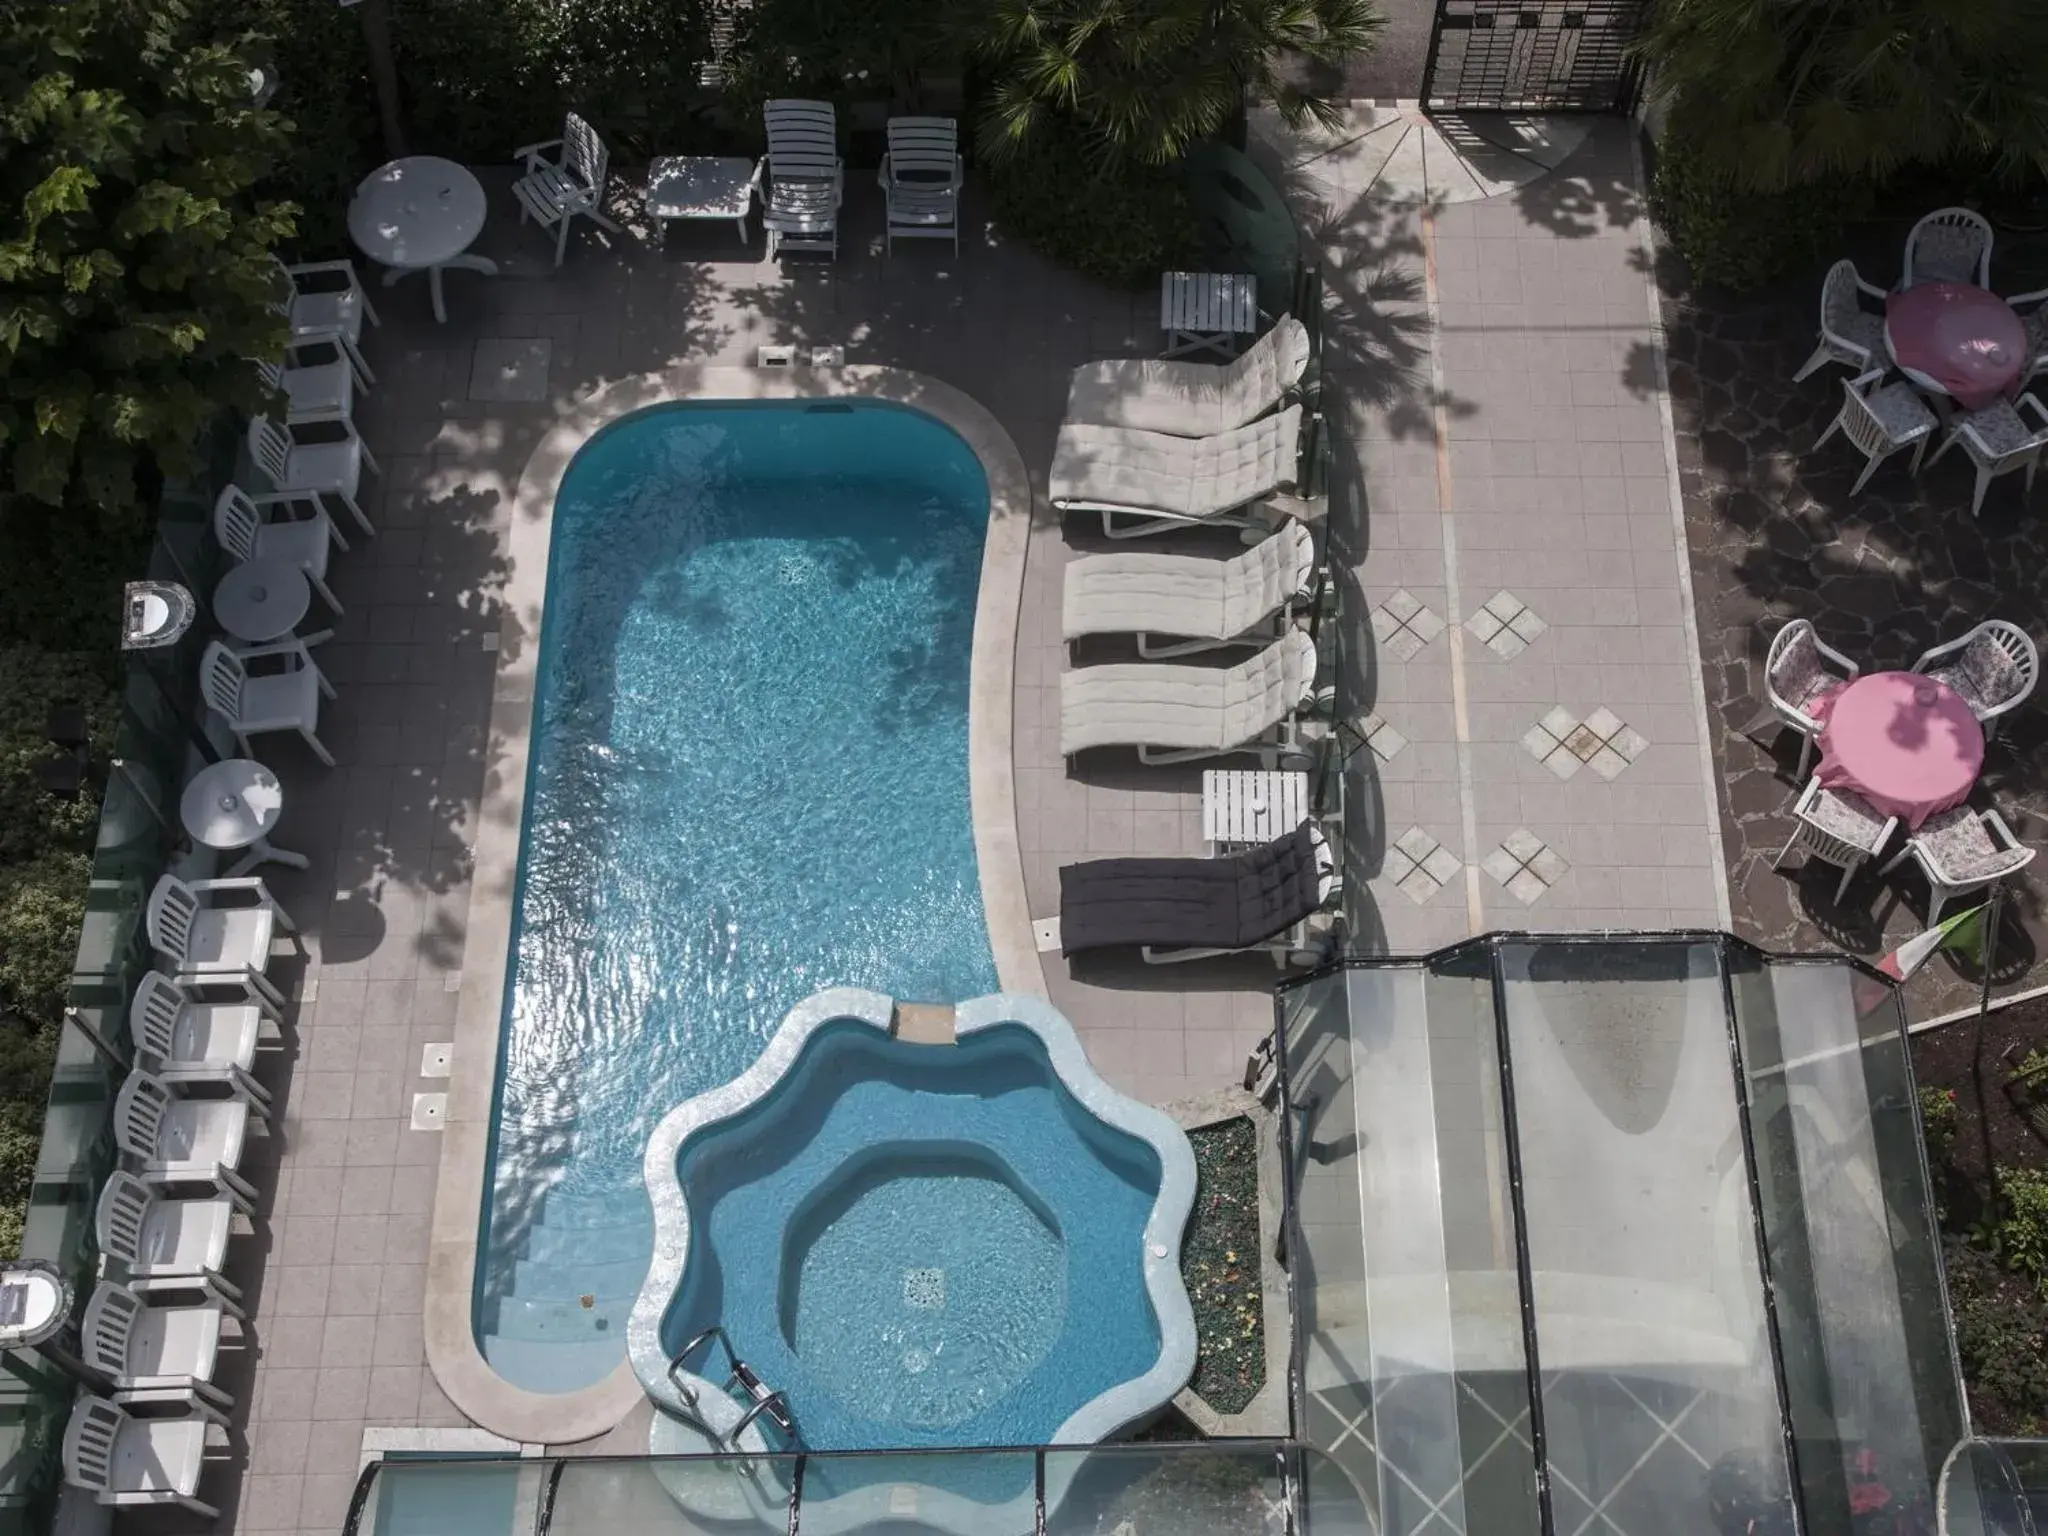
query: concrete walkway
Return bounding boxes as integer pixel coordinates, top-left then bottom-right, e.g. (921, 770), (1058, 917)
(1254, 106), (1729, 949)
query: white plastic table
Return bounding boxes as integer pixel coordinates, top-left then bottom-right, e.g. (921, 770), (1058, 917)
(348, 156), (498, 324)
(1202, 769), (1309, 851)
(646, 156), (759, 244)
(180, 759), (306, 876)
(1161, 271), (1258, 359)
(213, 559), (325, 646)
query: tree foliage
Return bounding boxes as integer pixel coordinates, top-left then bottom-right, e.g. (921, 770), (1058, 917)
(719, 0), (973, 113)
(973, 0), (1383, 168)
(1637, 0), (2048, 194)
(0, 0), (297, 519)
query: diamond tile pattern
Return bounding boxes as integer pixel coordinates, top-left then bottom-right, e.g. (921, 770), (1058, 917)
(1352, 711), (1410, 765)
(1384, 826), (1463, 904)
(1370, 589), (1447, 660)
(1464, 589), (1548, 659)
(1481, 829), (1570, 904)
(1521, 705), (1649, 781)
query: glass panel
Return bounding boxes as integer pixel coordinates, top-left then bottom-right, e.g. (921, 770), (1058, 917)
(548, 1455), (795, 1536)
(1300, 1445), (1376, 1536)
(1043, 1445), (1286, 1536)
(1497, 940), (1795, 1536)
(1938, 1440), (2037, 1536)
(800, 1451), (1036, 1536)
(1732, 957), (1967, 1535)
(357, 1459), (542, 1536)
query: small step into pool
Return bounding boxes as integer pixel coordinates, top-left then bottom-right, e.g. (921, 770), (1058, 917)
(478, 403), (1000, 1393)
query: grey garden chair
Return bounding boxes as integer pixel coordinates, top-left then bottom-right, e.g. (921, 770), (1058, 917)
(1911, 620), (2040, 739)
(113, 1071), (264, 1208)
(212, 483), (344, 619)
(762, 99), (843, 261)
(144, 871), (294, 1005)
(257, 346), (357, 421)
(247, 412), (378, 539)
(95, 1172), (246, 1303)
(82, 1280), (234, 1407)
(877, 116), (962, 257)
(1812, 369), (1937, 492)
(1902, 207), (1993, 289)
(1793, 260), (1888, 382)
(1772, 776), (1897, 905)
(198, 637), (336, 767)
(62, 1395), (226, 1517)
(270, 255), (378, 386)
(129, 972), (275, 1089)
(2011, 289), (2048, 388)
(1924, 393), (2048, 518)
(513, 112), (623, 267)
(1763, 618), (1858, 778)
(1880, 804), (2036, 925)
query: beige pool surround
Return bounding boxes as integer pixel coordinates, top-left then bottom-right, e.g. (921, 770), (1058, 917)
(424, 365), (1044, 1443)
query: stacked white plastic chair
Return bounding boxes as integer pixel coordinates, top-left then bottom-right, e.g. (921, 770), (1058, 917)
(213, 483), (346, 625)
(82, 1279), (234, 1407)
(62, 1395), (226, 1517)
(198, 638), (336, 766)
(144, 871), (295, 1005)
(113, 1071), (263, 1209)
(246, 413), (378, 540)
(271, 255), (379, 386)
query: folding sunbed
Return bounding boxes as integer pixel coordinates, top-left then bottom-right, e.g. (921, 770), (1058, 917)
(1050, 405), (1305, 541)
(1064, 316), (1312, 438)
(1062, 518), (1320, 657)
(1059, 629), (1319, 765)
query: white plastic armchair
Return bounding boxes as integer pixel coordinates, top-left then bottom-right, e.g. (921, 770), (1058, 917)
(1912, 619), (2040, 738)
(82, 1280), (233, 1408)
(1772, 776), (1898, 905)
(762, 99), (843, 261)
(257, 346), (356, 420)
(213, 483), (344, 618)
(2010, 287), (2048, 388)
(271, 255), (378, 386)
(144, 871), (294, 1003)
(878, 116), (962, 256)
(198, 637), (336, 767)
(513, 112), (623, 267)
(1925, 393), (2048, 518)
(1812, 369), (1937, 492)
(1793, 260), (1888, 382)
(1763, 618), (1858, 778)
(130, 971), (275, 1090)
(247, 413), (378, 540)
(1880, 805), (2036, 925)
(63, 1395), (225, 1517)
(1902, 207), (1993, 289)
(114, 1071), (264, 1208)
(95, 1172), (245, 1303)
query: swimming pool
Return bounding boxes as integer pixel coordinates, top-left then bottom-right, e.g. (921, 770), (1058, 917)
(477, 402), (1000, 1393)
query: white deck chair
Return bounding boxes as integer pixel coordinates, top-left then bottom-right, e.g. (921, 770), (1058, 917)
(1761, 618), (1858, 778)
(1903, 207), (1993, 289)
(144, 871), (294, 1003)
(1061, 629), (1320, 765)
(82, 1281), (232, 1407)
(1772, 777), (1897, 905)
(1812, 370), (1936, 493)
(1924, 393), (2048, 519)
(1053, 405), (1305, 540)
(198, 637), (335, 767)
(63, 1396), (225, 1517)
(96, 1172), (245, 1304)
(1063, 519), (1320, 656)
(762, 99), (843, 261)
(1066, 317), (1312, 437)
(271, 256), (378, 387)
(878, 116), (962, 256)
(213, 484), (345, 617)
(247, 413), (378, 540)
(130, 972), (276, 1090)
(513, 112), (624, 267)
(114, 1072), (263, 1207)
(1912, 619), (2040, 738)
(257, 346), (357, 420)
(1793, 261), (1888, 383)
(1880, 805), (2035, 926)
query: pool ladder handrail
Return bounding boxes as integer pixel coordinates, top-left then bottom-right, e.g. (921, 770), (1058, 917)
(669, 1325), (799, 1447)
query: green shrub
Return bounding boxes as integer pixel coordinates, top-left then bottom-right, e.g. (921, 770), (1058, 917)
(1948, 1238), (2048, 1433)
(1647, 127), (1869, 292)
(1920, 1084), (1959, 1165)
(1983, 1166), (2048, 1292)
(986, 118), (1200, 289)
(0, 1021), (55, 1261)
(0, 854), (90, 1027)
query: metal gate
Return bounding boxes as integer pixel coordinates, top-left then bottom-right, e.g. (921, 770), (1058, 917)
(1420, 0), (1648, 113)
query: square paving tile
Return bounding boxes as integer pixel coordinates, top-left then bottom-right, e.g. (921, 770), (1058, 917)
(1483, 828), (1570, 905)
(466, 338), (551, 402)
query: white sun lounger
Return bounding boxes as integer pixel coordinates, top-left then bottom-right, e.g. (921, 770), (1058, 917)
(1065, 316), (1311, 438)
(1061, 629), (1319, 765)
(1051, 406), (1303, 541)
(1063, 519), (1320, 657)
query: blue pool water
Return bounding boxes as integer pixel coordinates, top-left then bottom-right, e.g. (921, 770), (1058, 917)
(478, 403), (1000, 1392)
(666, 1023), (1166, 1449)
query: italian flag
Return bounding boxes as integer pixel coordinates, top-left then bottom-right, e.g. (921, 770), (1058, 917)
(1879, 903), (1989, 982)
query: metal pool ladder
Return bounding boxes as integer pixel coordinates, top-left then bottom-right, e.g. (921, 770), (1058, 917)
(668, 1325), (799, 1449)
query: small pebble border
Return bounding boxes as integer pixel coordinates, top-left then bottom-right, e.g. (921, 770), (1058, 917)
(1182, 1117), (1266, 1415)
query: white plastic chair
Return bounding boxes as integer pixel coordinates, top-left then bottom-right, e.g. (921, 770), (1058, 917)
(82, 1281), (232, 1407)
(2011, 289), (2048, 388)
(271, 256), (378, 386)
(762, 99), (843, 262)
(63, 1395), (225, 1517)
(1880, 805), (2036, 925)
(212, 484), (344, 616)
(1912, 620), (2040, 739)
(198, 637), (335, 767)
(878, 116), (962, 257)
(513, 112), (623, 267)
(1763, 618), (1859, 778)
(1772, 776), (1898, 905)
(1812, 369), (1937, 492)
(1793, 260), (1888, 382)
(144, 871), (293, 1003)
(247, 413), (377, 540)
(257, 345), (358, 420)
(1924, 393), (2048, 518)
(1902, 207), (1994, 289)
(95, 1172), (245, 1302)
(114, 1071), (263, 1207)
(130, 972), (275, 1089)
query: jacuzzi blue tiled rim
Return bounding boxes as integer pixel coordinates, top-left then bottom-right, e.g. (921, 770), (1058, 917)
(626, 988), (1200, 1451)
(423, 367), (1041, 1445)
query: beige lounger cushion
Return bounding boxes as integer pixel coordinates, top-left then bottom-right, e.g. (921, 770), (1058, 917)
(1050, 405), (1302, 519)
(1060, 630), (1318, 755)
(1064, 317), (1312, 437)
(1062, 520), (1317, 641)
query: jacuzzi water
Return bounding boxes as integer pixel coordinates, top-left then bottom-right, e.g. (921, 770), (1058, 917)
(478, 402), (1000, 1393)
(663, 1022), (1167, 1449)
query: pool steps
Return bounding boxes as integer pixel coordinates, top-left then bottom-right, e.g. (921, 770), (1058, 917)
(483, 1186), (652, 1389)
(891, 1002), (955, 1044)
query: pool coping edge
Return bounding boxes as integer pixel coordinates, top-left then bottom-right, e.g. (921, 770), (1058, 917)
(426, 366), (1046, 1445)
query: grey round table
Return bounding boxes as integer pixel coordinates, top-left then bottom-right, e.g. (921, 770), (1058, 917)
(214, 559), (322, 646)
(348, 156), (499, 324)
(180, 758), (307, 876)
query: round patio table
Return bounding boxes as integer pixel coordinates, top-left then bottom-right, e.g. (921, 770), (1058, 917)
(1884, 282), (2025, 410)
(179, 758), (307, 876)
(1812, 671), (1984, 830)
(213, 559), (313, 645)
(348, 155), (499, 324)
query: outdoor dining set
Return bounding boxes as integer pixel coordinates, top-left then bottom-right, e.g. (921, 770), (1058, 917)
(1764, 616), (2038, 921)
(1803, 206), (2048, 516)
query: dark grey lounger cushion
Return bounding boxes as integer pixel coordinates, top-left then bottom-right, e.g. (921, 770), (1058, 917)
(1058, 823), (1322, 955)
